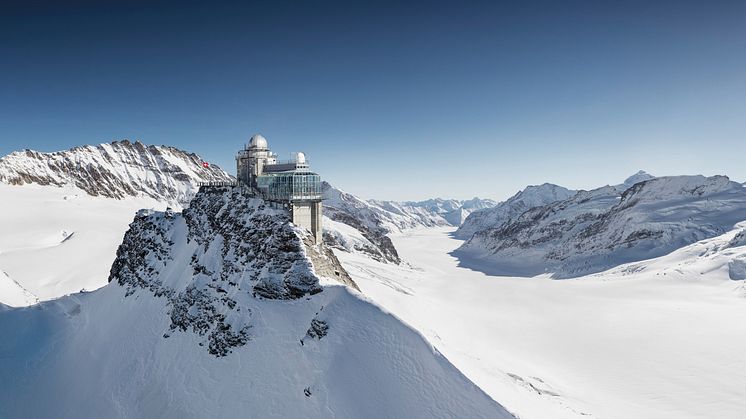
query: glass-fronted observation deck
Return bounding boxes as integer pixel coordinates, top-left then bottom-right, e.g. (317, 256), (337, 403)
(256, 171), (322, 202)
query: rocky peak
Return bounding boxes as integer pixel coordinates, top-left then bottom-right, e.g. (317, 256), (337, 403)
(622, 170), (655, 189)
(109, 186), (357, 356)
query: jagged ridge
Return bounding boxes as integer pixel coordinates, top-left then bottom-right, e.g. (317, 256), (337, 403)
(0, 140), (232, 206)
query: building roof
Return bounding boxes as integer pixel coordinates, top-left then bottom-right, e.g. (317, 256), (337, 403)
(249, 134), (268, 149)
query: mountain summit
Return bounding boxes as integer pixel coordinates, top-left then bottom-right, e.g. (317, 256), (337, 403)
(621, 170), (655, 189)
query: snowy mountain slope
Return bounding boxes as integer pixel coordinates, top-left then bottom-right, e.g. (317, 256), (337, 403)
(322, 216), (396, 264)
(591, 221), (746, 283)
(0, 140), (232, 206)
(457, 175), (746, 278)
(456, 183), (576, 239)
(322, 183), (403, 264)
(0, 187), (513, 419)
(0, 184), (168, 304)
(455, 171), (655, 241)
(0, 269), (37, 307)
(334, 226), (746, 419)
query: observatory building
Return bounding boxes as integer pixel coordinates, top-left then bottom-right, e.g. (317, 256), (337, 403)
(236, 134), (323, 243)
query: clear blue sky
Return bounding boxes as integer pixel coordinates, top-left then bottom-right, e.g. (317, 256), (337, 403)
(1, 1), (745, 201)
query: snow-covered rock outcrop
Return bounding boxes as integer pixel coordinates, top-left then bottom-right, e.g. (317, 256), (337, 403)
(0, 186), (513, 419)
(457, 175), (746, 278)
(0, 140), (232, 206)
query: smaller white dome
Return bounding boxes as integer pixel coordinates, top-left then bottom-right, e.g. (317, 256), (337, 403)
(249, 134), (268, 149)
(296, 152), (306, 164)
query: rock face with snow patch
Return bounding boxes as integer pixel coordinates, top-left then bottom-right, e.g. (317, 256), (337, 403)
(0, 140), (232, 206)
(0, 187), (513, 418)
(457, 175), (746, 278)
(729, 259), (746, 280)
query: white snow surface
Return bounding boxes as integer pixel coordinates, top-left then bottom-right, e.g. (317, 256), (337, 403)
(0, 189), (513, 419)
(0, 269), (37, 307)
(335, 226), (746, 419)
(0, 184), (168, 304)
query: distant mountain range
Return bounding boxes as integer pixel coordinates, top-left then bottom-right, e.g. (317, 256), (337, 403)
(322, 182), (495, 264)
(455, 171), (746, 278)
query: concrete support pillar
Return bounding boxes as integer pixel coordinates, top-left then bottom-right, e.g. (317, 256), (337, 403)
(291, 201), (323, 244)
(311, 201), (323, 244)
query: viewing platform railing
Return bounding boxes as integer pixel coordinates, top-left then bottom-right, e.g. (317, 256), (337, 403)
(197, 181), (238, 187)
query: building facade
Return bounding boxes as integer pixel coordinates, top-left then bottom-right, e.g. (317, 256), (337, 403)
(236, 134), (323, 243)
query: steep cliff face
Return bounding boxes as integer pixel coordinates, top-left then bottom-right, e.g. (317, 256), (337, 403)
(0, 140), (232, 206)
(0, 187), (513, 419)
(457, 175), (746, 278)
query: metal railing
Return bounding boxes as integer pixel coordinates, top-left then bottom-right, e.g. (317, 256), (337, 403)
(197, 181), (238, 187)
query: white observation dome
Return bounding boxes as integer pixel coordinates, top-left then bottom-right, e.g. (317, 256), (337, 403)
(296, 152), (306, 164)
(249, 134), (268, 149)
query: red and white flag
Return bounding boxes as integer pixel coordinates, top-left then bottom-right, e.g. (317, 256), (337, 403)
(202, 162), (210, 168)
